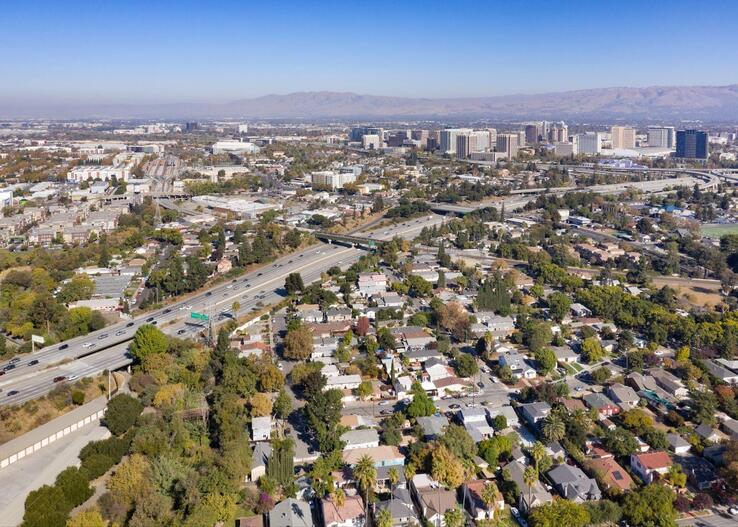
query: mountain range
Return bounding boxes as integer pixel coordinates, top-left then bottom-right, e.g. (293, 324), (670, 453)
(4, 84), (738, 121)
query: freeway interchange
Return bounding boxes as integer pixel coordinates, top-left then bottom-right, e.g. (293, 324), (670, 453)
(0, 215), (445, 407)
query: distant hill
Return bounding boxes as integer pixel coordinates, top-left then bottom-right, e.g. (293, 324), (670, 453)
(4, 84), (738, 120)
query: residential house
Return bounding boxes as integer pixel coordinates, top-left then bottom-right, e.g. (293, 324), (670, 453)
(703, 360), (738, 384)
(341, 429), (380, 450)
(415, 486), (457, 527)
(326, 307), (353, 322)
(376, 488), (418, 527)
(252, 416), (273, 442)
(675, 454), (722, 491)
(343, 446), (404, 468)
(321, 495), (365, 527)
(250, 442), (272, 482)
(358, 273), (387, 297)
(552, 346), (579, 364)
(570, 303), (592, 317)
(499, 352), (536, 379)
(236, 516), (264, 527)
(340, 415), (377, 430)
(695, 423), (722, 444)
(487, 405), (519, 427)
(462, 479), (505, 521)
(630, 451), (672, 483)
(584, 457), (634, 494)
(505, 460), (552, 512)
(583, 393), (621, 418)
(648, 369), (689, 399)
(666, 433), (691, 455)
(434, 376), (472, 396)
(606, 383), (640, 411)
(416, 414), (449, 440)
(519, 402), (551, 427)
(721, 419), (738, 440)
(325, 374), (362, 391)
(270, 499), (314, 527)
(547, 464), (602, 502)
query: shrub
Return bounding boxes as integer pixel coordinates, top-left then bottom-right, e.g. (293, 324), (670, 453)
(104, 394), (143, 435)
(71, 391), (85, 406)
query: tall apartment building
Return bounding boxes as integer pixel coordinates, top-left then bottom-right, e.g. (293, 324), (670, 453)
(549, 122), (569, 143)
(496, 133), (519, 159)
(455, 130), (491, 158)
(525, 123), (544, 144)
(573, 132), (601, 155)
(647, 126), (676, 149)
(311, 170), (357, 190)
(611, 126), (636, 149)
(676, 130), (709, 159)
(440, 128), (472, 154)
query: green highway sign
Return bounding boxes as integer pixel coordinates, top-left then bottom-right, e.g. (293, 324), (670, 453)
(191, 312), (209, 321)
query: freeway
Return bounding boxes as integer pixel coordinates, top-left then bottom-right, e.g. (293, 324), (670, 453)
(0, 215), (444, 406)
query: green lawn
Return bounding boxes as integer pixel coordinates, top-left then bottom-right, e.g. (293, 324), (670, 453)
(701, 223), (738, 239)
(571, 362), (584, 372)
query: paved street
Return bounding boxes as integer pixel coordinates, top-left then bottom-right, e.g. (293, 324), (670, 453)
(677, 511), (738, 526)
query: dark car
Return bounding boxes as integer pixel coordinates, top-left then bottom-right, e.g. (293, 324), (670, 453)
(146, 317), (154, 322)
(163, 308), (172, 314)
(257, 272), (263, 276)
(127, 322), (135, 327)
(0, 371), (5, 376)
(53, 376), (66, 383)
(151, 321), (158, 325)
(449, 403), (461, 409)
(98, 333), (108, 340)
(28, 360), (39, 366)
(206, 291), (212, 296)
(177, 329), (186, 335)
(3, 364), (16, 372)
(232, 279), (237, 283)
(477, 382), (485, 389)
(59, 343), (69, 350)
(7, 390), (19, 396)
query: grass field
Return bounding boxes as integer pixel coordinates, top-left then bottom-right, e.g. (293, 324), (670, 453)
(701, 223), (738, 238)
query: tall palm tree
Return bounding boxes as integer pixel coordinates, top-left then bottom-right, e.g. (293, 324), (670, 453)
(542, 413), (566, 442)
(376, 507), (392, 527)
(387, 466), (399, 509)
(354, 455), (377, 525)
(523, 466), (538, 513)
(530, 441), (546, 473)
(571, 409), (592, 434)
(332, 487), (346, 507)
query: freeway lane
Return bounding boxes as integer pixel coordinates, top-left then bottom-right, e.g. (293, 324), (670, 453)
(0, 216), (439, 406)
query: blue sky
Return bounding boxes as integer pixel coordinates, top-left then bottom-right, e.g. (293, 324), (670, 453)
(2, 0), (737, 103)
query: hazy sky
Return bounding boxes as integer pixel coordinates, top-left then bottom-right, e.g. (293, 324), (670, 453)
(2, 0), (737, 104)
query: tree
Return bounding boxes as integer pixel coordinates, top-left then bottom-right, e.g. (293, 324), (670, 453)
(283, 324), (313, 360)
(405, 382), (436, 418)
(304, 389), (344, 452)
(455, 353), (479, 378)
(621, 409), (653, 432)
(581, 336), (606, 363)
(130, 324), (168, 363)
(376, 507), (393, 527)
(273, 388), (293, 420)
(530, 442), (546, 472)
(529, 500), (590, 527)
(22, 484), (71, 527)
(250, 393), (273, 417)
(354, 455), (377, 522)
(534, 347), (556, 374)
(405, 275), (433, 298)
(56, 467), (93, 508)
(492, 414), (507, 431)
(691, 493), (713, 511)
(480, 481), (501, 510)
(602, 427), (639, 457)
(284, 273), (305, 295)
(441, 424), (477, 460)
(590, 366), (611, 384)
(622, 485), (676, 527)
(357, 380), (373, 400)
(66, 509), (106, 527)
(547, 292), (572, 322)
(523, 466), (538, 513)
(105, 393), (143, 436)
(542, 413), (565, 442)
(444, 507), (464, 527)
(107, 453), (149, 507)
(431, 444), (465, 488)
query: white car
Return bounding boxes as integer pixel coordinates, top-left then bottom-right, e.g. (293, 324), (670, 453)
(729, 507), (738, 515)
(82, 342), (93, 349)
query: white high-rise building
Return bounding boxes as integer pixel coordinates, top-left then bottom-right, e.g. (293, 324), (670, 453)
(647, 126), (676, 149)
(549, 122), (569, 143)
(440, 128), (472, 154)
(470, 130), (491, 152)
(573, 133), (601, 155)
(611, 126), (636, 149)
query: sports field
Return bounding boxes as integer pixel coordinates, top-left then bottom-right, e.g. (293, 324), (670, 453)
(701, 223), (738, 238)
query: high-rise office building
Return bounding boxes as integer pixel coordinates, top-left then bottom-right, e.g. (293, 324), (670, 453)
(470, 130), (491, 152)
(573, 132), (601, 155)
(676, 130), (709, 159)
(350, 127), (383, 142)
(525, 124), (539, 145)
(611, 126), (636, 149)
(496, 133), (519, 159)
(647, 126), (676, 148)
(456, 134), (471, 159)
